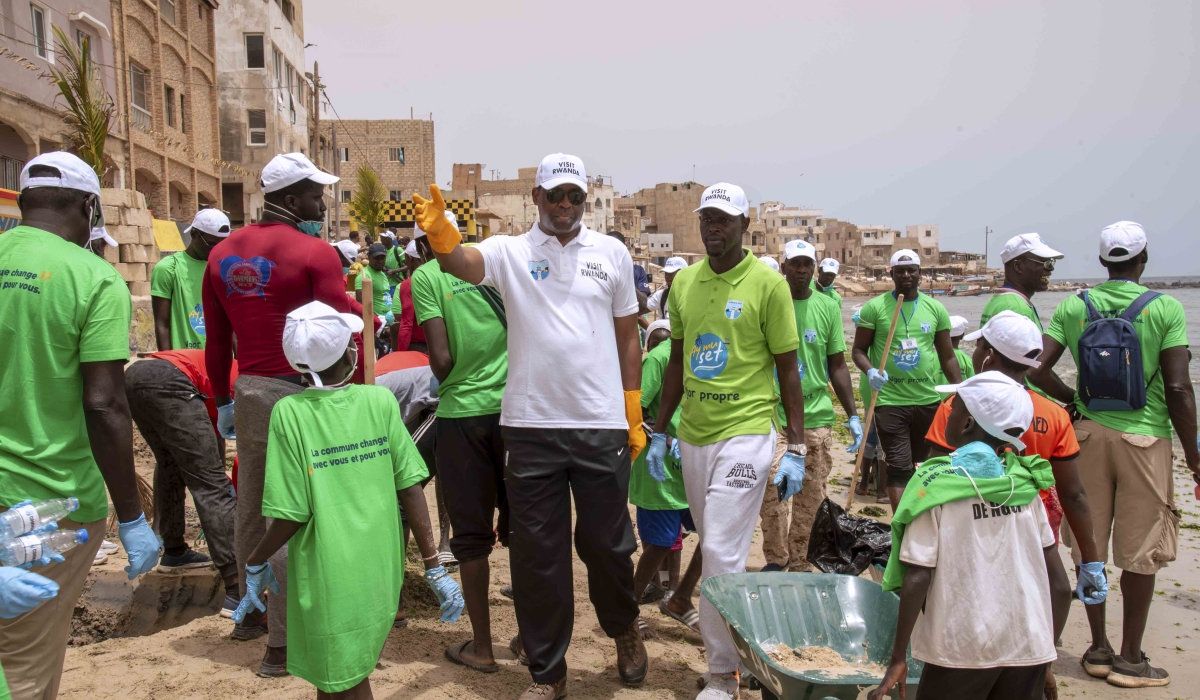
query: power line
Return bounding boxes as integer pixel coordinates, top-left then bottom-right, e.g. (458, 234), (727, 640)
(319, 87), (373, 168)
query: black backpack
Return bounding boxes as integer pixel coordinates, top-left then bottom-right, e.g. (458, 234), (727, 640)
(1076, 289), (1161, 411)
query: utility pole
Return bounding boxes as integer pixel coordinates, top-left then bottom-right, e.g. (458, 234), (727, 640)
(308, 62), (322, 158)
(332, 126), (341, 240)
(984, 226), (991, 270)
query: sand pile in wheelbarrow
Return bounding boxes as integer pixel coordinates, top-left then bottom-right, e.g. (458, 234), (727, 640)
(761, 643), (887, 678)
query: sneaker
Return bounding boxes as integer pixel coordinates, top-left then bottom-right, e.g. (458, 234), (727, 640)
(760, 563), (785, 572)
(614, 621), (648, 687)
(220, 595), (239, 619)
(158, 549), (214, 573)
(231, 610), (267, 641)
(1107, 653), (1170, 688)
(696, 671), (740, 699)
(99, 540), (120, 555)
(93, 550), (108, 565)
(1081, 646), (1114, 678)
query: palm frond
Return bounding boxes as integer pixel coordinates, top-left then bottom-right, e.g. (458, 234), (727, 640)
(47, 26), (113, 181)
(351, 164), (387, 237)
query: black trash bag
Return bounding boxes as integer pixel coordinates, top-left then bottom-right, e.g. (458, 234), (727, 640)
(806, 498), (892, 576)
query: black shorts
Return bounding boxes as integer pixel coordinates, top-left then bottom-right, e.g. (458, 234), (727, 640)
(874, 402), (940, 488)
(915, 662), (1048, 700)
(398, 410), (437, 526)
(436, 413), (508, 563)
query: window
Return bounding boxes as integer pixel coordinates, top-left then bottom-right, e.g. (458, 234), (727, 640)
(389, 190), (401, 201)
(247, 109), (266, 144)
(277, 131), (283, 149)
(130, 62), (149, 108)
(273, 47), (283, 86)
(281, 0), (295, 22)
(606, 198), (611, 207)
(388, 147), (404, 163)
(339, 147), (349, 162)
(198, 3), (205, 20)
(30, 5), (47, 58)
(924, 248), (933, 256)
(925, 230), (932, 237)
(874, 249), (882, 258)
(594, 198), (602, 210)
(159, 0), (175, 24)
(245, 35), (264, 68)
(341, 189), (351, 203)
(585, 202), (592, 213)
(164, 85), (175, 127)
(179, 93), (186, 132)
(801, 219), (807, 226)
(75, 30), (92, 60)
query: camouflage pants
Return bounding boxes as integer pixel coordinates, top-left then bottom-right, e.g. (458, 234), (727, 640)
(759, 426), (833, 571)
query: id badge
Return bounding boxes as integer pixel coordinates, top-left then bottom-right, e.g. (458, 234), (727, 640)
(900, 338), (918, 351)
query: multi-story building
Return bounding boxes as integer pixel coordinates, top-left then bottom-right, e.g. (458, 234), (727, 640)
(761, 203), (825, 254)
(216, 0), (309, 225)
(615, 181), (705, 253)
(905, 223), (940, 264)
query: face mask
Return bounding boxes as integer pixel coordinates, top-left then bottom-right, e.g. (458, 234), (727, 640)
(306, 345), (357, 391)
(342, 266), (350, 275)
(265, 201), (323, 236)
(949, 441), (1005, 479)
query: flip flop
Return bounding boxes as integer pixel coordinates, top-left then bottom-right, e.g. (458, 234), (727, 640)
(445, 640), (500, 674)
(510, 635), (529, 666)
(393, 616), (407, 629)
(637, 616), (656, 639)
(660, 599), (700, 633)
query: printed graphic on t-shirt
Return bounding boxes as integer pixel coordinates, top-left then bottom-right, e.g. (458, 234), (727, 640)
(724, 463), (757, 489)
(893, 346), (921, 371)
(579, 261), (609, 281)
(690, 333), (728, 379)
(921, 322), (931, 333)
(529, 259), (549, 281)
(972, 502), (1027, 521)
(219, 255), (275, 297)
(725, 300), (743, 319)
(804, 328), (817, 343)
(189, 303), (206, 336)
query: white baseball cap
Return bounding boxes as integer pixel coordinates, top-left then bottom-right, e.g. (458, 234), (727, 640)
(404, 240), (420, 258)
(949, 315), (969, 338)
(662, 257), (688, 274)
(20, 152), (101, 197)
(889, 249), (920, 268)
(819, 258), (840, 274)
(185, 208), (232, 237)
(282, 301), (364, 386)
(784, 239), (816, 261)
(645, 318), (671, 344)
(1099, 221), (1147, 262)
(535, 153), (587, 191)
(89, 226), (117, 247)
(694, 182), (749, 218)
(759, 256), (781, 272)
(999, 232), (1064, 264)
(936, 371), (1033, 451)
(261, 153), (339, 194)
(333, 239), (360, 261)
(963, 310), (1043, 367)
(413, 209), (456, 239)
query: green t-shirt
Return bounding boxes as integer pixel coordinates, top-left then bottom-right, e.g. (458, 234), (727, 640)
(812, 281), (843, 309)
(936, 347), (975, 386)
(385, 246), (405, 285)
(980, 290), (1051, 398)
(0, 660), (8, 700)
(629, 341), (687, 511)
(262, 384), (428, 693)
(150, 250), (208, 349)
(354, 266), (391, 315)
(776, 291), (845, 429)
(669, 249), (799, 446)
(410, 259), (508, 417)
(858, 291), (952, 407)
(0, 226), (131, 523)
(1047, 281), (1189, 438)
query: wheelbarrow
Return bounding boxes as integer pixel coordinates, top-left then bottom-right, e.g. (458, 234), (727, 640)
(700, 572), (923, 699)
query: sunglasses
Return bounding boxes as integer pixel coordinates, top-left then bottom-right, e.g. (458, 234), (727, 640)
(543, 188), (586, 205)
(1020, 256), (1056, 271)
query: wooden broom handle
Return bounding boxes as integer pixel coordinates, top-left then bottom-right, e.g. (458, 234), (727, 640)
(361, 276), (376, 385)
(845, 294), (906, 509)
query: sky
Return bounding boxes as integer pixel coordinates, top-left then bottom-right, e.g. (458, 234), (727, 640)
(305, 0), (1199, 277)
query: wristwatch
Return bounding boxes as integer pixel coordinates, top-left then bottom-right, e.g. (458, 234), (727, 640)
(787, 443), (808, 456)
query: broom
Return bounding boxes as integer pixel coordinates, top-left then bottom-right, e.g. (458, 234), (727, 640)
(845, 295), (905, 509)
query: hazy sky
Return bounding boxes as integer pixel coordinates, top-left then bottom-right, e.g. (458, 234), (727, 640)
(306, 1), (1199, 277)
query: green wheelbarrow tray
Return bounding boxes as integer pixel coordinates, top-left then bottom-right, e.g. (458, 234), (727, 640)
(701, 572), (923, 699)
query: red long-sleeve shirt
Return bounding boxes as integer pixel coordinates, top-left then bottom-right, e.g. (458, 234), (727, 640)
(149, 350), (238, 431)
(395, 277), (426, 351)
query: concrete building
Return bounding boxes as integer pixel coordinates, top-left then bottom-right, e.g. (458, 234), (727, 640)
(0, 0), (124, 189)
(819, 218), (858, 265)
(452, 162), (484, 191)
(761, 203), (824, 254)
(905, 223), (940, 263)
(216, 0), (309, 225)
(319, 118), (436, 233)
(615, 181), (705, 253)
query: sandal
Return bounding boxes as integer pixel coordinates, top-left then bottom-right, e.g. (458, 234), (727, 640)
(659, 598), (700, 633)
(510, 635), (529, 666)
(636, 616), (655, 639)
(445, 640), (499, 674)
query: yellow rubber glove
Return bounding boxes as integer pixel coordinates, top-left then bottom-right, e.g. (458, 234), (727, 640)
(625, 390), (647, 461)
(411, 184), (461, 254)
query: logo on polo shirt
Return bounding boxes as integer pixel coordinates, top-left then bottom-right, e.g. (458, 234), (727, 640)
(219, 255), (275, 297)
(921, 322), (931, 333)
(529, 259), (549, 281)
(189, 303), (206, 335)
(804, 328), (817, 343)
(725, 300), (743, 319)
(580, 261), (609, 281)
(689, 333), (728, 379)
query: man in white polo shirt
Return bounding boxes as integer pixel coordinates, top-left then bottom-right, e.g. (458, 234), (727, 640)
(647, 256), (687, 320)
(411, 153), (647, 700)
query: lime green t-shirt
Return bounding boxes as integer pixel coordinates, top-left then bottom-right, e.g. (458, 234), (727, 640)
(410, 259), (508, 417)
(812, 281), (843, 309)
(936, 347), (975, 386)
(858, 291), (952, 407)
(630, 341), (687, 511)
(262, 384), (428, 693)
(0, 660), (8, 700)
(669, 249), (799, 446)
(385, 246), (405, 285)
(150, 250), (207, 349)
(980, 290), (1051, 398)
(354, 266), (391, 315)
(0, 226), (131, 523)
(1047, 281), (1189, 438)
(776, 291), (845, 429)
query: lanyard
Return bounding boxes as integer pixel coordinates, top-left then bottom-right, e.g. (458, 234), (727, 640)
(999, 285), (1041, 325)
(895, 291), (920, 337)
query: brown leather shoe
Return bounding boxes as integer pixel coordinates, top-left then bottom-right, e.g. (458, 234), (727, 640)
(517, 678), (566, 700)
(614, 620), (648, 686)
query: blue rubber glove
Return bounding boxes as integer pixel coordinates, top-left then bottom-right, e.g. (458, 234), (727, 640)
(231, 562), (281, 624)
(424, 565), (465, 622)
(0, 566), (58, 618)
(846, 416), (864, 453)
(851, 310), (861, 327)
(384, 310), (395, 325)
(429, 373), (440, 396)
(645, 433), (669, 483)
(774, 451), (807, 500)
(216, 401), (236, 440)
(1077, 561), (1109, 605)
(669, 438), (681, 462)
(15, 521), (65, 568)
(117, 514), (161, 579)
(867, 368), (889, 392)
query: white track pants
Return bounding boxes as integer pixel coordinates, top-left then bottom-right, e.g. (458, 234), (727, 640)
(680, 428), (776, 674)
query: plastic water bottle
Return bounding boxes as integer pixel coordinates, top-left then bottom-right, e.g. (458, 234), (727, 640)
(0, 529), (89, 567)
(0, 498), (80, 540)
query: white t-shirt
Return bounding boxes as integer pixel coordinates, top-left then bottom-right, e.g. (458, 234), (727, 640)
(900, 496), (1057, 669)
(478, 224), (638, 429)
(647, 288), (668, 318)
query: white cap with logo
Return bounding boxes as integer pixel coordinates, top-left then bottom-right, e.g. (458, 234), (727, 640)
(1000, 232), (1064, 264)
(282, 301), (364, 386)
(1099, 221), (1147, 262)
(185, 208), (232, 237)
(535, 153), (587, 191)
(784, 239), (816, 261)
(759, 256), (780, 272)
(333, 239), (360, 261)
(963, 310), (1044, 367)
(414, 209), (456, 239)
(261, 153), (339, 194)
(949, 315), (969, 338)
(662, 257), (688, 274)
(819, 258), (840, 273)
(20, 152), (101, 196)
(936, 370), (1034, 452)
(889, 249), (920, 268)
(694, 183), (749, 218)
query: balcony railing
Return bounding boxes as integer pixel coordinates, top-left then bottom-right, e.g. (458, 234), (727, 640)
(131, 106), (152, 131)
(0, 156), (24, 191)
